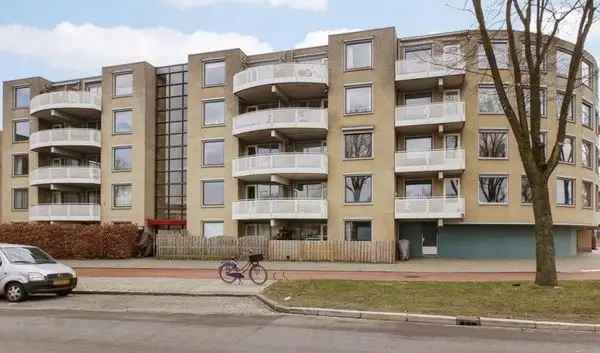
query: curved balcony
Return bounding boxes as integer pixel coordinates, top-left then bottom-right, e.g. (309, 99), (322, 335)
(395, 149), (465, 173)
(395, 102), (465, 130)
(30, 91), (101, 120)
(30, 128), (101, 151)
(30, 167), (101, 186)
(29, 204), (101, 222)
(395, 55), (465, 89)
(233, 199), (327, 220)
(233, 108), (327, 139)
(233, 63), (328, 102)
(232, 153), (328, 181)
(395, 197), (465, 219)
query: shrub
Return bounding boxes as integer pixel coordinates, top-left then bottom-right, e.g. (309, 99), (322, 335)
(0, 223), (138, 259)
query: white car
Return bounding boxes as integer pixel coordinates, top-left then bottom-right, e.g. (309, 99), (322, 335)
(0, 244), (77, 302)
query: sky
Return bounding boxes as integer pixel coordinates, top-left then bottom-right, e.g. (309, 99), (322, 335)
(0, 0), (599, 125)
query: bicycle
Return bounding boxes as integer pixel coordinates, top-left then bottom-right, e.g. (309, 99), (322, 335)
(218, 252), (268, 285)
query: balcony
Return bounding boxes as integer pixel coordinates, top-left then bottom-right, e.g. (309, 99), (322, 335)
(30, 167), (101, 186)
(233, 153), (328, 181)
(395, 149), (465, 173)
(30, 91), (102, 120)
(395, 102), (465, 129)
(233, 63), (328, 102)
(233, 199), (327, 220)
(395, 197), (465, 219)
(30, 128), (101, 151)
(395, 55), (465, 89)
(233, 108), (327, 139)
(29, 204), (101, 222)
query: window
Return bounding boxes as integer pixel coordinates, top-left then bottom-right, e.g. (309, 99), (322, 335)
(521, 176), (533, 203)
(556, 50), (571, 77)
(12, 188), (28, 210)
(114, 73), (133, 96)
(479, 175), (508, 204)
(346, 41), (372, 70)
(344, 131), (372, 159)
(14, 86), (30, 109)
(203, 100), (225, 125)
(293, 183), (326, 199)
(113, 110), (133, 134)
(583, 181), (593, 208)
(204, 61), (225, 86)
(202, 140), (224, 166)
(86, 82), (102, 97)
(113, 184), (132, 208)
(203, 222), (224, 239)
(479, 130), (507, 158)
(582, 140), (593, 168)
(539, 132), (547, 157)
(404, 46), (432, 62)
(405, 136), (432, 152)
(523, 88), (546, 116)
(405, 180), (432, 198)
(344, 175), (372, 203)
(556, 92), (574, 121)
(246, 184), (285, 200)
(344, 220), (372, 241)
(113, 146), (133, 170)
(520, 44), (546, 71)
(582, 101), (593, 128)
(478, 42), (508, 69)
(556, 178), (575, 206)
(559, 136), (575, 163)
(345, 85), (372, 114)
(478, 86), (503, 114)
(597, 185), (600, 211)
(13, 120), (30, 142)
(582, 60), (591, 86)
(202, 180), (224, 206)
(13, 154), (28, 176)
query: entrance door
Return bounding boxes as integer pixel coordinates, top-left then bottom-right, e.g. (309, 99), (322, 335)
(421, 223), (439, 256)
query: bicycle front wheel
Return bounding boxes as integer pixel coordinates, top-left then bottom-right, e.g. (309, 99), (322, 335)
(249, 264), (268, 285)
(218, 262), (238, 284)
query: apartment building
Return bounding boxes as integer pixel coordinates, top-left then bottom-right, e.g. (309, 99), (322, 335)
(1, 27), (598, 258)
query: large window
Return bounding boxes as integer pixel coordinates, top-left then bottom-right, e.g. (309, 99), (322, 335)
(344, 175), (372, 203)
(583, 181), (593, 208)
(559, 136), (575, 163)
(344, 220), (372, 241)
(521, 176), (533, 203)
(346, 41), (372, 70)
(113, 146), (133, 170)
(204, 61), (225, 86)
(113, 184), (132, 208)
(405, 180), (432, 198)
(582, 140), (593, 168)
(345, 85), (372, 114)
(202, 140), (224, 166)
(556, 50), (571, 77)
(556, 178), (575, 206)
(478, 42), (508, 69)
(203, 222), (224, 239)
(114, 72), (133, 96)
(203, 99), (225, 126)
(405, 136), (432, 152)
(582, 60), (591, 86)
(202, 180), (224, 206)
(14, 86), (30, 109)
(113, 110), (133, 134)
(13, 120), (30, 142)
(479, 175), (508, 204)
(478, 86), (503, 114)
(293, 183), (326, 199)
(582, 101), (593, 128)
(479, 130), (508, 158)
(13, 154), (28, 176)
(556, 92), (574, 121)
(246, 184), (285, 200)
(13, 189), (28, 210)
(344, 131), (372, 159)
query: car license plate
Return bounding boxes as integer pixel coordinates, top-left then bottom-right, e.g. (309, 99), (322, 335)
(53, 279), (70, 286)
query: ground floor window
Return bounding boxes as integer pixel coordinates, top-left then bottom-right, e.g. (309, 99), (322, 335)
(275, 222), (327, 241)
(203, 221), (224, 239)
(13, 188), (28, 210)
(344, 220), (371, 241)
(245, 223), (271, 238)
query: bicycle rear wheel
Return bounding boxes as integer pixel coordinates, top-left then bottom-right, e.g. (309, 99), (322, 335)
(218, 262), (238, 284)
(249, 264), (268, 285)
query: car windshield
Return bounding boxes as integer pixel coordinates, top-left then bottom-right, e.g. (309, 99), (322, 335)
(1, 247), (56, 264)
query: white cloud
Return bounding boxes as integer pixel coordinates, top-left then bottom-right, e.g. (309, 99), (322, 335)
(294, 28), (362, 48)
(0, 22), (273, 75)
(162, 0), (327, 11)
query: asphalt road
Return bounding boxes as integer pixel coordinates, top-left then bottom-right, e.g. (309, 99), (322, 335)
(0, 295), (598, 353)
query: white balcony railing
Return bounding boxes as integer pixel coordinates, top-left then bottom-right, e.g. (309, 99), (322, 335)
(233, 199), (327, 220)
(29, 203), (101, 222)
(30, 91), (102, 115)
(233, 108), (328, 136)
(395, 54), (465, 81)
(29, 128), (101, 150)
(395, 149), (465, 173)
(395, 197), (465, 219)
(233, 153), (328, 178)
(395, 102), (465, 127)
(233, 63), (328, 93)
(30, 167), (101, 186)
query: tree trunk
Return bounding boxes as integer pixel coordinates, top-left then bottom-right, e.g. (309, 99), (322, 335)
(532, 179), (558, 286)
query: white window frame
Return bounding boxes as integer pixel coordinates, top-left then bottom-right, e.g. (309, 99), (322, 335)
(202, 98), (226, 126)
(345, 40), (373, 71)
(478, 128), (509, 160)
(112, 183), (133, 209)
(478, 174), (509, 205)
(344, 83), (373, 115)
(112, 109), (133, 134)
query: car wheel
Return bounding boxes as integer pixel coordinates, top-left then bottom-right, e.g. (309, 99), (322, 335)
(56, 290), (72, 297)
(5, 282), (26, 302)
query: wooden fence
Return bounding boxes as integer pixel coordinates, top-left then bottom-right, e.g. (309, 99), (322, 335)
(155, 234), (395, 263)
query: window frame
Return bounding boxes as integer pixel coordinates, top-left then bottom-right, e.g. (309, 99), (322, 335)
(556, 91), (575, 122)
(582, 100), (594, 129)
(581, 139), (594, 169)
(112, 183), (133, 209)
(478, 174), (509, 205)
(112, 145), (133, 171)
(14, 86), (31, 109)
(581, 59), (592, 88)
(556, 49), (572, 78)
(344, 174), (373, 204)
(344, 220), (372, 241)
(520, 175), (533, 205)
(113, 72), (134, 97)
(202, 98), (226, 126)
(203, 60), (226, 87)
(202, 139), (225, 167)
(343, 129), (373, 160)
(478, 42), (509, 69)
(478, 129), (509, 159)
(345, 40), (373, 71)
(559, 135), (576, 165)
(344, 84), (373, 115)
(582, 180), (593, 209)
(12, 119), (30, 143)
(112, 109), (133, 134)
(556, 177), (575, 207)
(202, 179), (225, 207)
(478, 85), (504, 114)
(202, 221), (225, 239)
(12, 188), (28, 210)
(12, 153), (29, 177)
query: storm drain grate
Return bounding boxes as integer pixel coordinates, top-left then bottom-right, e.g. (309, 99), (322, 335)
(456, 316), (481, 326)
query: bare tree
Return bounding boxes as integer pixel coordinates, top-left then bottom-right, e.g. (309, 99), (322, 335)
(472, 0), (597, 285)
